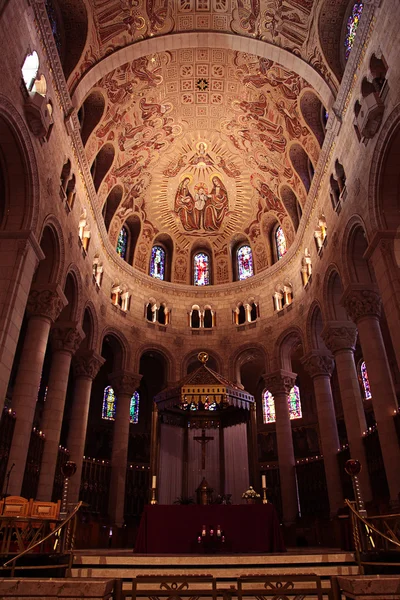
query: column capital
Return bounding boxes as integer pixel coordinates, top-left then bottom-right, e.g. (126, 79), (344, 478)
(363, 229), (399, 261)
(51, 322), (85, 355)
(341, 284), (382, 323)
(301, 351), (335, 378)
(73, 350), (105, 380)
(321, 321), (358, 354)
(27, 284), (67, 323)
(109, 370), (142, 396)
(262, 369), (297, 395)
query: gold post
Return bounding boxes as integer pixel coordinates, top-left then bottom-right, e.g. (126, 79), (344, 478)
(262, 487), (268, 504)
(150, 487), (158, 505)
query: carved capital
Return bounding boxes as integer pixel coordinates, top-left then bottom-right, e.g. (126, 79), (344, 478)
(342, 285), (382, 323)
(321, 321), (358, 354)
(27, 285), (67, 323)
(302, 351), (334, 378)
(51, 322), (85, 354)
(263, 369), (297, 395)
(73, 350), (105, 380)
(109, 370), (142, 396)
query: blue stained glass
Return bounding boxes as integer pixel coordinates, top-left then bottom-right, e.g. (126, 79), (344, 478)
(237, 245), (254, 280)
(150, 246), (165, 280)
(275, 226), (287, 260)
(116, 227), (128, 259)
(361, 360), (372, 400)
(345, 2), (364, 60)
(102, 386), (116, 420)
(194, 252), (210, 286)
(262, 386), (302, 424)
(130, 391), (140, 424)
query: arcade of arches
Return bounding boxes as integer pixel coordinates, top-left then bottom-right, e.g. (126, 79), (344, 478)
(0, 0), (400, 544)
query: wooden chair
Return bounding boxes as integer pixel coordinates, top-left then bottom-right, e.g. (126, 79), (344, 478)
(2, 496), (32, 517)
(31, 499), (61, 520)
(237, 574), (325, 600)
(123, 575), (217, 600)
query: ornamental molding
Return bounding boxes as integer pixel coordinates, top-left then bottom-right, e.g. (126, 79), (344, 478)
(51, 322), (85, 354)
(27, 285), (67, 322)
(73, 350), (105, 380)
(109, 370), (142, 396)
(301, 352), (334, 378)
(263, 369), (297, 395)
(321, 321), (358, 354)
(341, 285), (382, 323)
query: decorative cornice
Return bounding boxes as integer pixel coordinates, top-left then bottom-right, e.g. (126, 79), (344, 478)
(263, 369), (297, 395)
(341, 285), (382, 323)
(302, 351), (334, 378)
(321, 321), (358, 354)
(51, 322), (85, 354)
(27, 285), (67, 323)
(109, 370), (142, 396)
(73, 350), (105, 380)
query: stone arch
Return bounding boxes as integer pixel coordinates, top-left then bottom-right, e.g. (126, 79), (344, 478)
(279, 184), (302, 232)
(299, 89), (326, 146)
(0, 94), (39, 234)
(103, 185), (124, 232)
(288, 142), (314, 194)
(229, 343), (268, 385)
(343, 219), (375, 286)
(99, 327), (130, 371)
(119, 214), (141, 265)
(322, 264), (348, 322)
(275, 326), (305, 372)
(305, 300), (327, 352)
(91, 143), (115, 193)
(317, 0), (350, 84)
(35, 217), (65, 285)
(81, 300), (99, 352)
(72, 33), (334, 111)
(135, 343), (176, 383)
(230, 233), (254, 281)
(368, 104), (400, 231)
(58, 265), (82, 322)
(78, 89), (106, 147)
(183, 349), (223, 377)
(151, 233), (173, 281)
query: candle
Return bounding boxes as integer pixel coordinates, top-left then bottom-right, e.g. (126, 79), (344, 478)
(262, 474), (266, 488)
(152, 475), (156, 489)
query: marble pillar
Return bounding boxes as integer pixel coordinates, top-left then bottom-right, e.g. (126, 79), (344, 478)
(302, 351), (343, 516)
(108, 370), (142, 526)
(342, 285), (400, 503)
(5, 285), (67, 495)
(263, 370), (298, 526)
(322, 322), (372, 502)
(67, 350), (105, 503)
(36, 323), (85, 500)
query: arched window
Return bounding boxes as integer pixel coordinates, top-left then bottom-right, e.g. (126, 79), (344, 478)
(150, 246), (165, 280)
(360, 360), (372, 400)
(194, 252), (210, 286)
(250, 302), (258, 322)
(116, 226), (128, 260)
(191, 308), (200, 328)
(345, 2), (364, 60)
(130, 391), (140, 424)
(262, 386), (302, 424)
(22, 51), (39, 91)
(102, 385), (116, 420)
(204, 308), (213, 328)
(237, 245), (254, 280)
(275, 226), (287, 260)
(238, 304), (246, 325)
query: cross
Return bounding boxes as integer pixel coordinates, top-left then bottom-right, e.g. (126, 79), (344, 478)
(194, 429), (214, 470)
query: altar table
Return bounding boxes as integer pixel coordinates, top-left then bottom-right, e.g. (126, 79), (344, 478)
(134, 504), (286, 554)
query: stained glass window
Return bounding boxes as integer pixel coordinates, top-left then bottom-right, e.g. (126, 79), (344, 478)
(194, 252), (210, 286)
(237, 245), (254, 280)
(275, 226), (287, 260)
(345, 2), (364, 60)
(130, 391), (140, 424)
(150, 246), (165, 280)
(102, 386), (116, 420)
(116, 227), (128, 260)
(262, 386), (302, 424)
(22, 51), (39, 91)
(360, 360), (372, 400)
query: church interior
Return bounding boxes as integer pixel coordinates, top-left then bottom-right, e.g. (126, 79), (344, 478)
(0, 0), (400, 596)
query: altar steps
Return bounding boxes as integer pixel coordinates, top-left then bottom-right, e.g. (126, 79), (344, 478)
(71, 549), (358, 583)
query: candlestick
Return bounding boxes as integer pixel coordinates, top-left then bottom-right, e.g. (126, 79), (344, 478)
(152, 475), (156, 489)
(262, 487), (268, 504)
(150, 487), (158, 505)
(261, 474), (266, 488)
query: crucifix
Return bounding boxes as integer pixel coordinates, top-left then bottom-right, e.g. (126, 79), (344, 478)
(194, 429), (214, 470)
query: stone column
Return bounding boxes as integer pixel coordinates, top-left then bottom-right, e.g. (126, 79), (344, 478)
(108, 371), (142, 526)
(0, 231), (44, 410)
(322, 322), (372, 502)
(248, 402), (259, 487)
(67, 350), (105, 503)
(342, 285), (400, 503)
(36, 323), (85, 501)
(263, 370), (298, 526)
(5, 285), (67, 495)
(302, 351), (343, 516)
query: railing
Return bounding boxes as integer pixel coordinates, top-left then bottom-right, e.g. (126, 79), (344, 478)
(346, 499), (400, 571)
(1, 501), (82, 577)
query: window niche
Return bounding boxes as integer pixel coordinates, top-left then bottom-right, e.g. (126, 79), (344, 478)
(59, 159), (76, 212)
(193, 250), (212, 286)
(314, 215), (327, 254)
(111, 283), (130, 312)
(330, 160), (347, 212)
(233, 300), (259, 325)
(354, 53), (387, 142)
(273, 224), (288, 263)
(78, 210), (91, 255)
(301, 248), (312, 287)
(273, 282), (293, 312)
(21, 51), (53, 140)
(92, 255), (103, 288)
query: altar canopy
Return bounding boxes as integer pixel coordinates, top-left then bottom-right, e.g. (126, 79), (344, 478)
(154, 353), (255, 504)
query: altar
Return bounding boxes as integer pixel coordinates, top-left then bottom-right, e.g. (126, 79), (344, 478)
(134, 504), (286, 554)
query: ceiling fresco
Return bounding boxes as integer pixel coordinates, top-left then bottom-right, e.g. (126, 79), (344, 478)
(86, 47), (322, 284)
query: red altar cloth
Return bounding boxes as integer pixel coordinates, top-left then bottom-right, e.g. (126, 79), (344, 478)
(134, 504), (286, 554)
